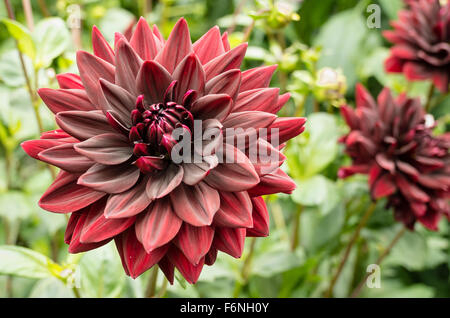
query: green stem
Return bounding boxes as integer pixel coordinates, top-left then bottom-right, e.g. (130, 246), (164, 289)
(350, 226), (406, 298)
(290, 205), (302, 251)
(72, 286), (81, 298)
(325, 202), (376, 298)
(156, 275), (168, 298)
(145, 266), (159, 298)
(233, 237), (257, 297)
(425, 84), (435, 113)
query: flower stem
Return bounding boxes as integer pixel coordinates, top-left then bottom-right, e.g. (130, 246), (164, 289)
(325, 202), (377, 298)
(72, 286), (81, 298)
(233, 237), (257, 297)
(350, 226), (406, 298)
(290, 205), (303, 251)
(145, 266), (159, 298)
(425, 84), (435, 112)
(156, 275), (168, 298)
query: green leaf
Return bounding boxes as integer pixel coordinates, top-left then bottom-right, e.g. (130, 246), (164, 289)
(78, 243), (126, 298)
(253, 249), (304, 277)
(378, 0), (403, 20)
(314, 8), (368, 88)
(1, 19), (36, 61)
(288, 113), (339, 179)
(0, 50), (34, 87)
(292, 175), (338, 210)
(33, 18), (70, 69)
(0, 191), (33, 222)
(0, 245), (55, 279)
(29, 277), (74, 298)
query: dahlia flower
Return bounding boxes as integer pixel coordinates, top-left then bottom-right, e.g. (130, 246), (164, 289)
(22, 18), (305, 283)
(384, 0), (450, 92)
(339, 84), (449, 230)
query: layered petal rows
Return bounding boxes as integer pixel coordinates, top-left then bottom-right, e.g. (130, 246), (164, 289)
(384, 0), (450, 92)
(22, 18), (306, 283)
(339, 84), (449, 230)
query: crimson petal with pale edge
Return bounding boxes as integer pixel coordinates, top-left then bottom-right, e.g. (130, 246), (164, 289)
(80, 198), (136, 243)
(192, 26), (224, 64)
(104, 176), (152, 218)
(246, 197), (269, 237)
(56, 110), (116, 140)
(130, 17), (158, 60)
(174, 223), (214, 265)
(146, 164), (184, 200)
(38, 143), (93, 173)
(170, 182), (220, 226)
(213, 227), (246, 258)
(78, 163), (140, 194)
(135, 198), (182, 252)
(168, 247), (204, 284)
(92, 26), (115, 64)
(136, 60), (173, 104)
(204, 43), (247, 81)
(38, 88), (95, 114)
(213, 191), (253, 228)
(115, 39), (143, 96)
(39, 171), (105, 213)
(190, 94), (233, 122)
(74, 133), (133, 165)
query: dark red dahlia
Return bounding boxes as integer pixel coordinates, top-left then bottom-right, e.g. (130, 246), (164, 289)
(22, 18), (306, 283)
(384, 0), (450, 92)
(339, 84), (449, 230)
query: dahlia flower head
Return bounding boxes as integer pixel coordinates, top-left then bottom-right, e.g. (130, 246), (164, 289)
(22, 18), (306, 283)
(339, 84), (449, 231)
(384, 0), (450, 92)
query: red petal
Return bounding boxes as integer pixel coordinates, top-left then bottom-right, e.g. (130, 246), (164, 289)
(172, 53), (206, 103)
(136, 60), (173, 104)
(104, 176), (152, 218)
(115, 228), (168, 279)
(155, 18), (192, 74)
(213, 191), (253, 228)
(146, 164), (184, 200)
(246, 196), (269, 237)
(193, 26), (225, 64)
(78, 163), (140, 194)
(39, 171), (105, 213)
(247, 168), (296, 196)
(135, 198), (182, 252)
(168, 247), (204, 284)
(115, 39), (143, 96)
(99, 79), (135, 125)
(56, 73), (84, 89)
(38, 88), (95, 114)
(204, 43), (247, 81)
(67, 211), (111, 253)
(205, 69), (241, 101)
(268, 117), (306, 144)
(190, 94), (233, 122)
(240, 65), (277, 92)
(56, 110), (116, 140)
(74, 133), (132, 165)
(355, 83), (377, 109)
(174, 223), (214, 265)
(170, 182), (220, 226)
(130, 17), (158, 60)
(213, 227), (246, 258)
(92, 25), (115, 64)
(372, 173), (397, 199)
(38, 143), (93, 173)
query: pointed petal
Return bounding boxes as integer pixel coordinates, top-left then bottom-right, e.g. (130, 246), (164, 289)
(182, 155), (218, 186)
(146, 164), (184, 200)
(372, 173), (397, 199)
(56, 73), (84, 89)
(240, 65), (277, 92)
(22, 138), (69, 160)
(155, 18), (192, 74)
(135, 198), (182, 252)
(205, 69), (241, 101)
(74, 133), (133, 165)
(38, 88), (95, 114)
(170, 182), (220, 226)
(246, 197), (269, 237)
(136, 60), (173, 104)
(172, 53), (205, 103)
(221, 32), (230, 51)
(268, 117), (306, 144)
(115, 39), (143, 96)
(168, 247), (204, 284)
(56, 110), (116, 140)
(174, 223), (214, 265)
(115, 228), (168, 279)
(78, 163), (140, 194)
(99, 79), (134, 125)
(39, 171), (106, 213)
(247, 168), (296, 196)
(193, 26), (224, 64)
(38, 143), (93, 173)
(158, 257), (175, 284)
(213, 227), (246, 258)
(234, 88), (280, 113)
(355, 83), (376, 109)
(80, 198), (136, 243)
(92, 25), (115, 64)
(130, 17), (158, 60)
(205, 144), (260, 191)
(213, 191), (253, 228)
(204, 43), (247, 81)
(77, 51), (115, 106)
(104, 176), (152, 218)
(190, 94), (233, 121)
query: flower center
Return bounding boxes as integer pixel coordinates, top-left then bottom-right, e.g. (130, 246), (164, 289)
(129, 95), (193, 157)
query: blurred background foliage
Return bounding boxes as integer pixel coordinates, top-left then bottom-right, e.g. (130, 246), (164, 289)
(0, 0), (448, 298)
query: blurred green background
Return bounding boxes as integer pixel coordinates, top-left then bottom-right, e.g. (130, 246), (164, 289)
(0, 0), (448, 298)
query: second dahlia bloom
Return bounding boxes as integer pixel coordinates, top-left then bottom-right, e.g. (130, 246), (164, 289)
(384, 0), (450, 92)
(339, 84), (449, 230)
(22, 18), (305, 283)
